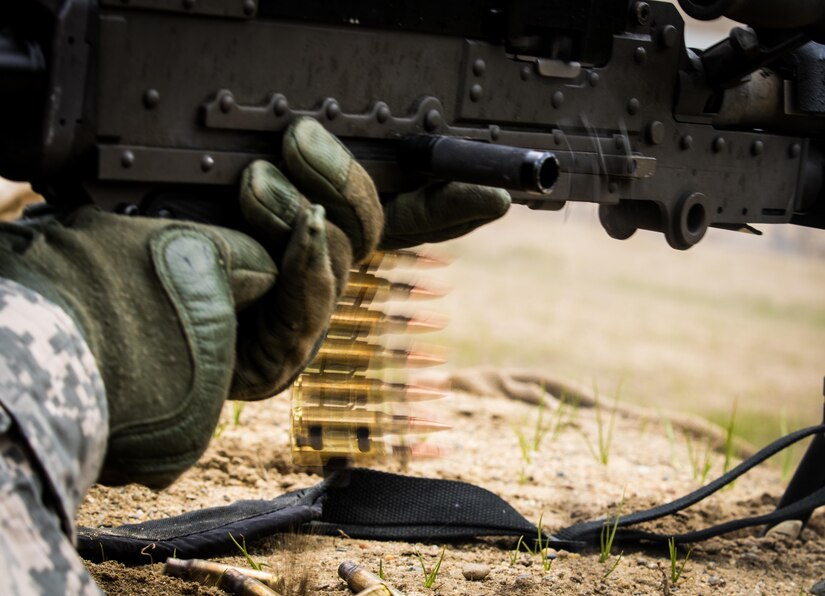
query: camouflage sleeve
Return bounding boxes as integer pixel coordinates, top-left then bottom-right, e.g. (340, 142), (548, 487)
(0, 278), (107, 595)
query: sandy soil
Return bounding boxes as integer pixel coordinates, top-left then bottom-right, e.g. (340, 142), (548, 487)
(78, 371), (825, 595)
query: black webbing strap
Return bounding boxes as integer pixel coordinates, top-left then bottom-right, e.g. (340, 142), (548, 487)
(554, 423), (825, 546)
(309, 468), (544, 543)
(77, 424), (825, 564)
(77, 479), (333, 564)
(77, 470), (549, 564)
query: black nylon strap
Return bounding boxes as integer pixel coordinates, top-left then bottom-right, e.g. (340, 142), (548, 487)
(309, 468), (544, 542)
(77, 480), (332, 564)
(76, 424), (825, 564)
(601, 485), (825, 545)
(554, 423), (825, 545)
(77, 470), (553, 564)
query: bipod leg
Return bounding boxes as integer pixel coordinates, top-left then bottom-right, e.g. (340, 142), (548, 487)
(764, 378), (825, 534)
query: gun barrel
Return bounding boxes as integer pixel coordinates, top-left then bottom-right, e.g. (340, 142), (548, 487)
(679, 0), (825, 35)
(398, 135), (559, 195)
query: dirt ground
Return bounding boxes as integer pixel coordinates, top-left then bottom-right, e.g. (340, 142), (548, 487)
(78, 370), (825, 595)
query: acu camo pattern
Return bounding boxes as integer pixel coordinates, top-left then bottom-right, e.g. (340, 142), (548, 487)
(0, 278), (106, 595)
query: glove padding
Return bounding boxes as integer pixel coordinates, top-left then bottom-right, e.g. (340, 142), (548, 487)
(0, 119), (383, 488)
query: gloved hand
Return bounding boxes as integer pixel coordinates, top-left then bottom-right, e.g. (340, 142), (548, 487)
(0, 118), (508, 489)
(0, 118), (383, 488)
(379, 183), (511, 250)
(282, 119), (511, 250)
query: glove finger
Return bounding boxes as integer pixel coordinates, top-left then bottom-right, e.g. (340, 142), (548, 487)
(237, 159), (353, 299)
(238, 159), (310, 258)
(205, 227), (278, 312)
(231, 204), (340, 401)
(282, 118), (383, 262)
(380, 182), (511, 250)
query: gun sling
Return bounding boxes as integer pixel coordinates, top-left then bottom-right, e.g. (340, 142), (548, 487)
(76, 418), (825, 565)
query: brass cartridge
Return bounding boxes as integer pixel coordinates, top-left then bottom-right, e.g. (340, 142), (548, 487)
(294, 374), (446, 407)
(293, 407), (450, 436)
(360, 250), (449, 271)
(290, 249), (449, 470)
(338, 561), (404, 596)
(340, 272), (444, 303)
(353, 585), (394, 596)
(164, 558), (283, 593)
(305, 339), (445, 375)
(290, 425), (443, 467)
(328, 304), (446, 339)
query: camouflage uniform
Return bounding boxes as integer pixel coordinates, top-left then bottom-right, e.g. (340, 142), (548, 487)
(0, 279), (107, 595)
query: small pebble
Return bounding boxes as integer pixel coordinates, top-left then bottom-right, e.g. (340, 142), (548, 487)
(811, 579), (825, 596)
(764, 520), (803, 541)
(461, 563), (491, 581)
(515, 573), (532, 588)
(635, 557), (648, 566)
(738, 552), (761, 565)
(707, 575), (725, 587)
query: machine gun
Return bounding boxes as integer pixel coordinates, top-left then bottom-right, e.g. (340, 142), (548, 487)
(1, 0), (824, 249)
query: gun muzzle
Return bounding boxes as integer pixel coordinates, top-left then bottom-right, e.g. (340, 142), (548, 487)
(398, 135), (559, 195)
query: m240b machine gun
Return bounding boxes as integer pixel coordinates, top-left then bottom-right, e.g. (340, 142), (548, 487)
(1, 0), (825, 249)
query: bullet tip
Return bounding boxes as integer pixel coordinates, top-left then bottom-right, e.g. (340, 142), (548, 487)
(403, 383), (449, 401)
(405, 312), (449, 333)
(407, 416), (452, 433)
(405, 283), (449, 301)
(405, 349), (448, 368)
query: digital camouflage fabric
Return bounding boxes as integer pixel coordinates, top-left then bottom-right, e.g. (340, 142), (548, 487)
(0, 279), (106, 595)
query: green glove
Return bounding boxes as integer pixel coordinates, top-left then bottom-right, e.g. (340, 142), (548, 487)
(0, 119), (383, 488)
(276, 117), (510, 251)
(236, 118), (383, 395)
(380, 183), (511, 250)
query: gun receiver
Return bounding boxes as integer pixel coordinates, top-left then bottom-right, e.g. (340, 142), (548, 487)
(1, 0), (824, 249)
